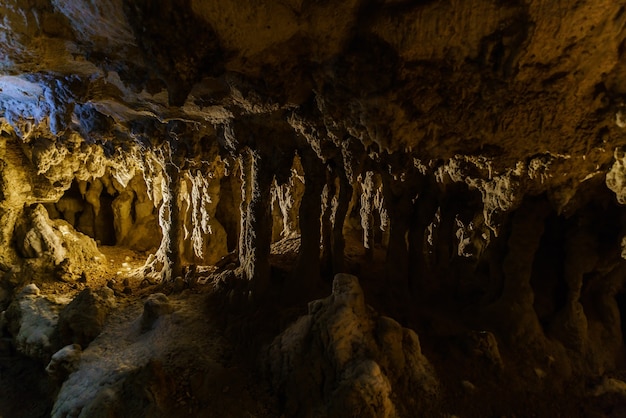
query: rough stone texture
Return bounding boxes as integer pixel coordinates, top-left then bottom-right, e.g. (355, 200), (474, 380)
(266, 274), (438, 418)
(60, 360), (171, 418)
(140, 293), (174, 332)
(0, 0), (623, 286)
(4, 284), (69, 361)
(13, 203), (106, 283)
(57, 287), (116, 348)
(1, 1), (626, 416)
(15, 204), (67, 264)
(46, 343), (82, 382)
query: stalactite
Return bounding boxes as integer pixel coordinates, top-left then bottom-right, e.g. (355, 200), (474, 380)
(490, 197), (550, 343)
(359, 171), (386, 259)
(216, 157), (242, 253)
(270, 155), (303, 242)
(331, 170), (352, 274)
(176, 161), (229, 266)
(138, 148), (172, 283)
(238, 147), (274, 297)
(166, 153), (186, 281)
(548, 210), (600, 351)
(189, 170), (212, 259)
(111, 190), (133, 244)
(294, 150), (326, 289)
(381, 170), (417, 291)
(408, 176), (440, 296)
(84, 179), (103, 217)
(319, 165), (353, 276)
(238, 150), (253, 273)
(320, 174), (336, 275)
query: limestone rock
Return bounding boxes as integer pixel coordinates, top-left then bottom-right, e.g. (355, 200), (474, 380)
(0, 1), (626, 416)
(13, 203), (105, 281)
(58, 287), (116, 348)
(606, 148), (626, 205)
(52, 219), (105, 281)
(140, 293), (174, 332)
(46, 343), (82, 381)
(70, 360), (171, 418)
(266, 274), (438, 418)
(4, 283), (69, 360)
(52, 358), (171, 418)
(463, 330), (504, 370)
(15, 204), (67, 264)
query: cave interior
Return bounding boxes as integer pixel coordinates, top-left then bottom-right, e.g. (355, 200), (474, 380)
(2, 0), (626, 417)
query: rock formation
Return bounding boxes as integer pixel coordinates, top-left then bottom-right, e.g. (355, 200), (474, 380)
(1, 0), (626, 416)
(267, 274), (438, 418)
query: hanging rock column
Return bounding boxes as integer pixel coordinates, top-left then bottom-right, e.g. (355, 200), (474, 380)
(224, 114), (297, 299)
(165, 145), (186, 281)
(238, 147), (275, 297)
(330, 169), (352, 275)
(381, 167), (419, 292)
(320, 171), (352, 276)
(550, 211), (599, 351)
(408, 176), (440, 296)
(293, 150), (326, 290)
(487, 197), (550, 343)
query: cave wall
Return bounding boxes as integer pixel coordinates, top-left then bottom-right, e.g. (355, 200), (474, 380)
(2, 0), (626, 415)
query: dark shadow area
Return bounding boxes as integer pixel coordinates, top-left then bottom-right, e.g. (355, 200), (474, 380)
(0, 350), (56, 418)
(617, 292), (626, 347)
(530, 212), (568, 330)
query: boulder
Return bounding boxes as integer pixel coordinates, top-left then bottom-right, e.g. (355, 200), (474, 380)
(15, 204), (66, 264)
(14, 204), (105, 282)
(46, 343), (82, 381)
(141, 293), (174, 332)
(58, 287), (116, 347)
(52, 360), (171, 418)
(4, 284), (69, 360)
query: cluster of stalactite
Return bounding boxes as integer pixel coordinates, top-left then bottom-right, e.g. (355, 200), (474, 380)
(132, 115), (626, 376)
(3, 104), (626, 374)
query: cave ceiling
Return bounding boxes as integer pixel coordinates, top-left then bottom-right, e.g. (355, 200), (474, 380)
(1, 0), (626, 219)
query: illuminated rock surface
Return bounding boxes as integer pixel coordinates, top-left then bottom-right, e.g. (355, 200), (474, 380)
(1, 1), (626, 417)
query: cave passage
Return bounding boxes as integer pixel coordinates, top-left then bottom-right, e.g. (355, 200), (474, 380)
(45, 180), (116, 246)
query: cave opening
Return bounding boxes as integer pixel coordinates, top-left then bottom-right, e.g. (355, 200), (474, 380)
(32, 171), (164, 285)
(45, 180), (116, 246)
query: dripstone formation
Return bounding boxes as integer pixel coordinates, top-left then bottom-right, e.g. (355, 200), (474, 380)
(1, 1), (626, 417)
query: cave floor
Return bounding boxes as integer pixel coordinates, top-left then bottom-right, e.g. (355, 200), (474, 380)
(1, 243), (280, 418)
(3, 238), (626, 417)
(31, 245), (151, 299)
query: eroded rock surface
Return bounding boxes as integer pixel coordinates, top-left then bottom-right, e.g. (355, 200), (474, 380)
(46, 343), (82, 382)
(58, 287), (116, 347)
(267, 274), (438, 418)
(4, 284), (69, 361)
(140, 293), (174, 332)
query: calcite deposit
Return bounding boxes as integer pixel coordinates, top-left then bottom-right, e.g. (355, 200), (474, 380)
(1, 0), (626, 417)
